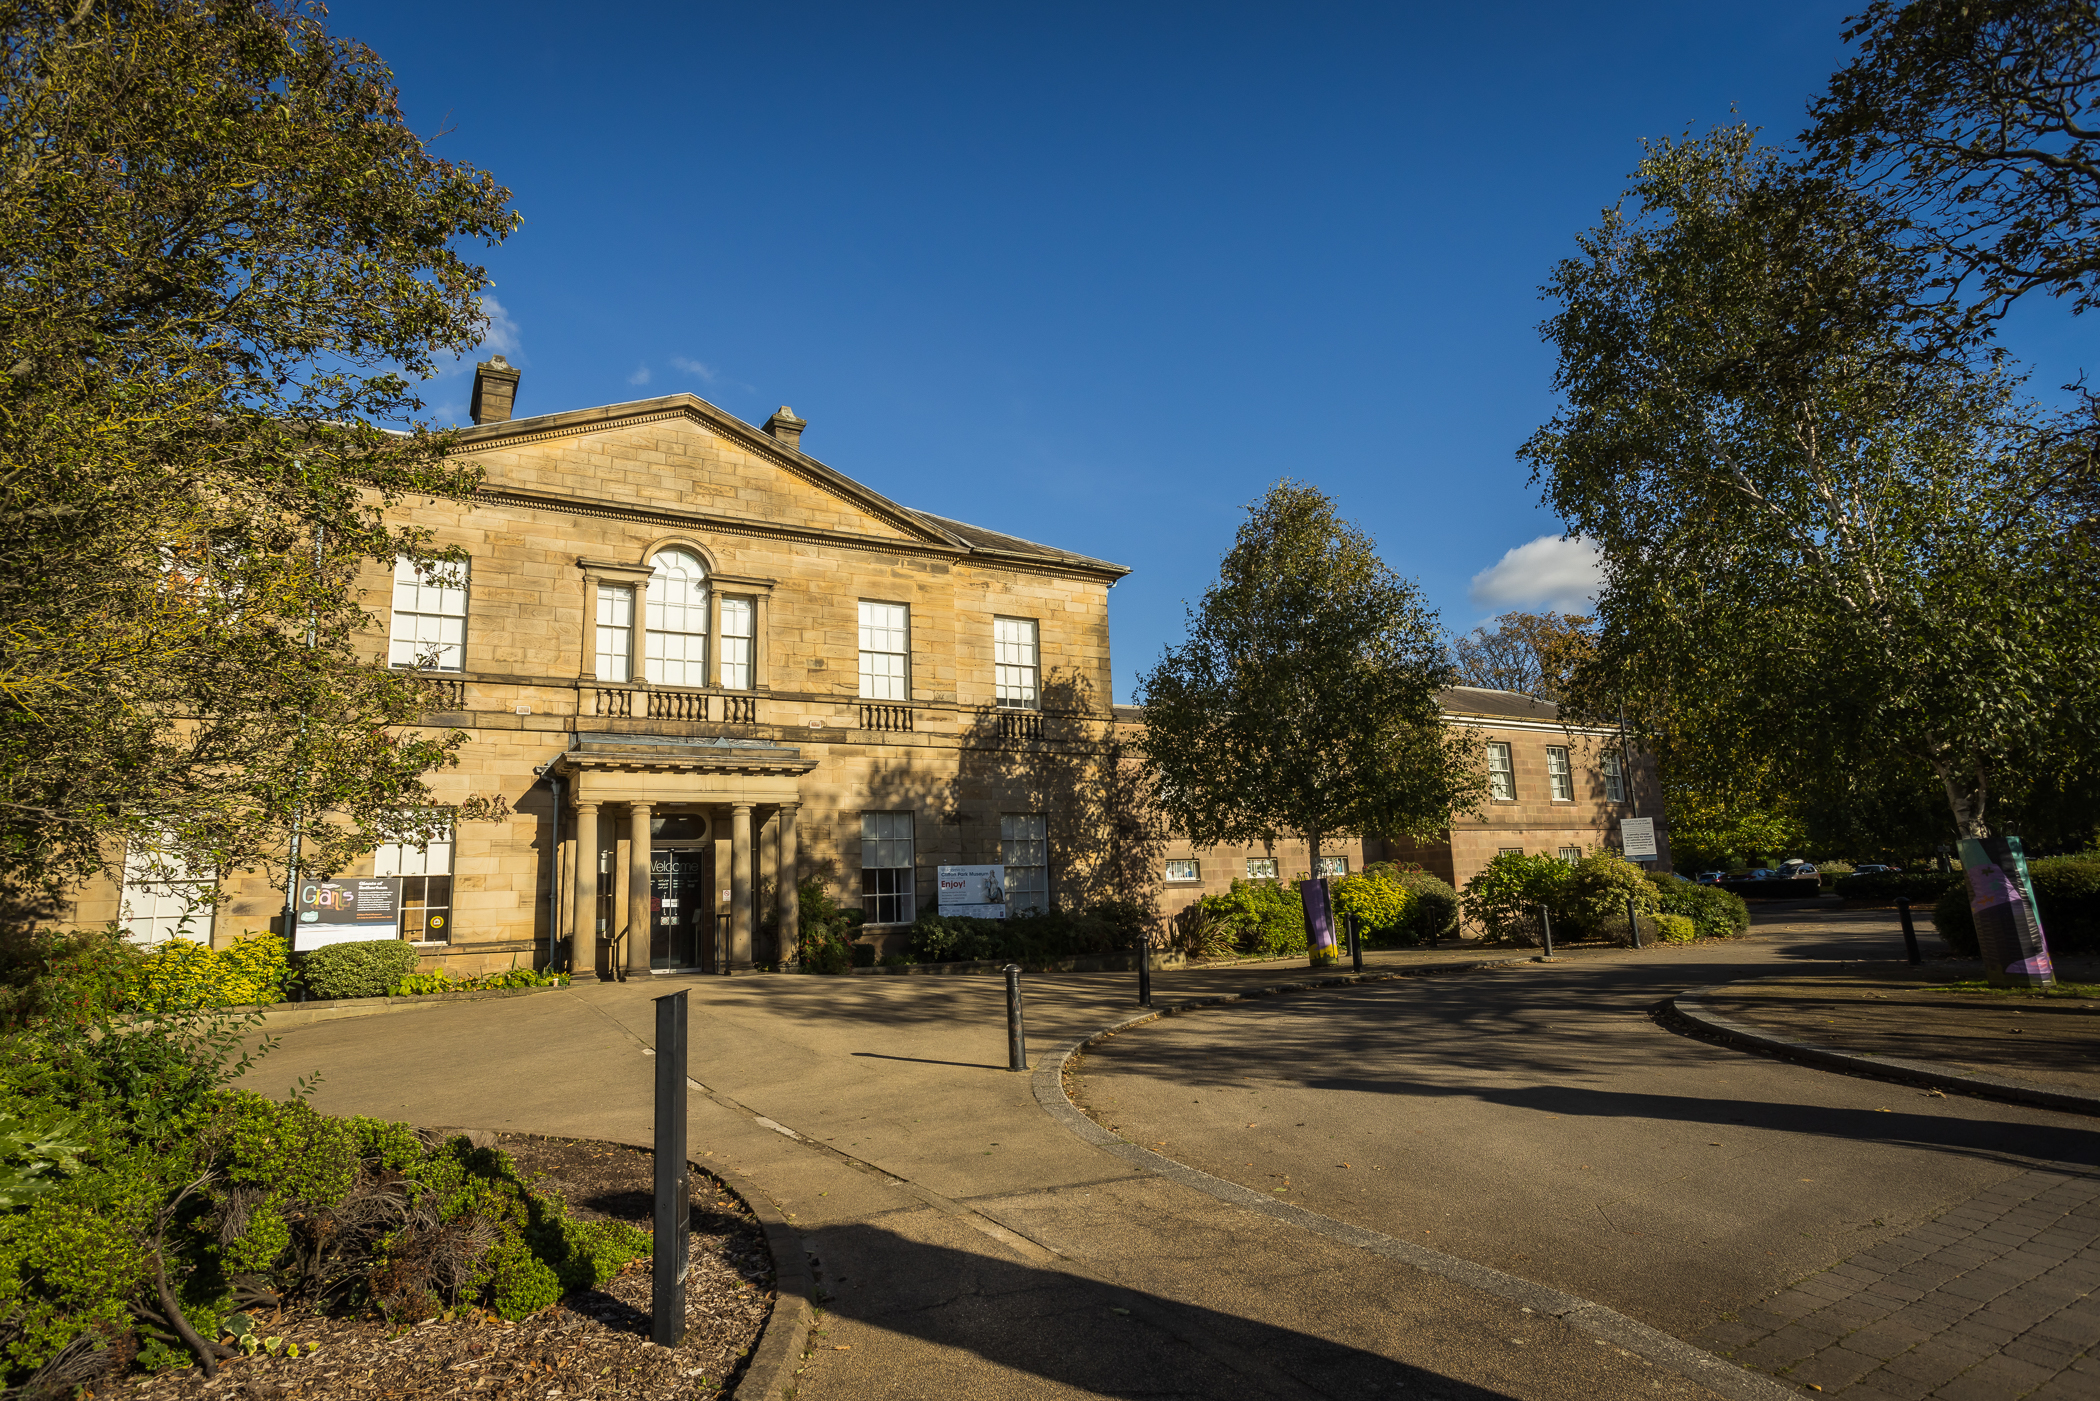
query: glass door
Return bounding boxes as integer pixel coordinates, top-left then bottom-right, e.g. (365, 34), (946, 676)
(649, 847), (715, 971)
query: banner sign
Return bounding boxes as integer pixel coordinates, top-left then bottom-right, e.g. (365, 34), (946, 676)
(1959, 835), (2054, 988)
(294, 877), (402, 951)
(1619, 817), (1657, 860)
(937, 865), (1007, 919)
(1301, 877), (1336, 954)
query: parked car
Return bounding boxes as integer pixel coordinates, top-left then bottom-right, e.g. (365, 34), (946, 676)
(1854, 863), (1899, 875)
(1695, 871), (1725, 885)
(1789, 862), (1819, 880)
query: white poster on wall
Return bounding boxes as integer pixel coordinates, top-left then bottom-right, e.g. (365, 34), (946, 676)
(1619, 817), (1658, 861)
(938, 864), (1008, 919)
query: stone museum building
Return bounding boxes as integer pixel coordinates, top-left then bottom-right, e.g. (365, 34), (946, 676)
(76, 360), (1664, 972)
(1144, 686), (1670, 919)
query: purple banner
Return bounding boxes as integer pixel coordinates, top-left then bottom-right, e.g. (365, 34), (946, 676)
(1958, 835), (2054, 988)
(1301, 878), (1336, 961)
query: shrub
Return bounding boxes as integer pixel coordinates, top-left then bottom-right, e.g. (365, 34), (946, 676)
(386, 966), (567, 997)
(794, 879), (861, 975)
(1654, 913), (1697, 943)
(1333, 867), (1414, 937)
(1461, 853), (1572, 942)
(0, 1086), (653, 1386)
(906, 903), (1145, 965)
(1833, 870), (1966, 903)
(1565, 851), (1663, 943)
(1383, 868), (1460, 943)
(130, 933), (290, 1012)
(1929, 855), (2100, 959)
(1650, 873), (1751, 940)
(297, 940), (422, 1001)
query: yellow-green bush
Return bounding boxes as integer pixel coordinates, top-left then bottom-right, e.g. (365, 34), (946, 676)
(128, 933), (288, 1012)
(1654, 913), (1697, 944)
(386, 967), (568, 997)
(1333, 868), (1415, 933)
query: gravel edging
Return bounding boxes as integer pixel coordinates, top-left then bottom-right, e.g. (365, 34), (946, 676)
(714, 1158), (814, 1401)
(1031, 968), (1800, 1401)
(1669, 984), (2100, 1117)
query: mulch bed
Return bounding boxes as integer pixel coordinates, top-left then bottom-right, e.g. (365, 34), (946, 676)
(99, 1134), (773, 1401)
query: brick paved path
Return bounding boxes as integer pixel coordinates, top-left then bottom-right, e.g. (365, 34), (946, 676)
(1698, 1169), (2100, 1399)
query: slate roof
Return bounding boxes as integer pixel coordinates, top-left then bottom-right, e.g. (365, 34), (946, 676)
(906, 509), (1129, 577)
(1436, 686), (1564, 722)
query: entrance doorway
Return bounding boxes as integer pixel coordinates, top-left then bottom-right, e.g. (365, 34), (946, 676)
(649, 846), (716, 971)
(646, 848), (713, 970)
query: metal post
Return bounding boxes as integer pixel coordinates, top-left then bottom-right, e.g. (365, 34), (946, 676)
(1137, 933), (1152, 1007)
(651, 990), (690, 1347)
(1348, 910), (1363, 973)
(1539, 905), (1555, 957)
(1004, 964), (1026, 1071)
(1628, 894), (1643, 949)
(1897, 897), (1922, 965)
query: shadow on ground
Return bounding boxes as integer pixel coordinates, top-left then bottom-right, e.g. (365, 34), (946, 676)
(802, 1224), (1615, 1400)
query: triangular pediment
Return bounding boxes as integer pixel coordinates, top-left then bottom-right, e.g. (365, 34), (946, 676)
(451, 395), (964, 549)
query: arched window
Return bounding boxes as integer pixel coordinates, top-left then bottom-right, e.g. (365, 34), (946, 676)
(646, 549), (709, 686)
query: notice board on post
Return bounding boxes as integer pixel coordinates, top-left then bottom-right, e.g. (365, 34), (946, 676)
(1619, 818), (1658, 861)
(294, 876), (403, 951)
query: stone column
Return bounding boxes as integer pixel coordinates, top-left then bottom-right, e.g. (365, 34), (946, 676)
(778, 802), (800, 967)
(730, 803), (754, 969)
(627, 803), (654, 976)
(572, 802), (600, 978)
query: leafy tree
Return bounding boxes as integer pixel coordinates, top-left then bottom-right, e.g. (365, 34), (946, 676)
(1807, 0), (2100, 325)
(1525, 129), (2100, 949)
(1450, 610), (1593, 700)
(0, 0), (518, 918)
(1139, 481), (1488, 893)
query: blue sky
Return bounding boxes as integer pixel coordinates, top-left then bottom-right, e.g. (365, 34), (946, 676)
(340, 2), (2082, 705)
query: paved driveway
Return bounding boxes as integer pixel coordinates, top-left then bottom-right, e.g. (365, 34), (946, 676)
(1072, 917), (2100, 1398)
(242, 912), (2094, 1399)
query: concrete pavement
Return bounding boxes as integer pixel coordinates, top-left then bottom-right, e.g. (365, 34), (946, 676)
(1073, 912), (2099, 1399)
(237, 910), (2094, 1399)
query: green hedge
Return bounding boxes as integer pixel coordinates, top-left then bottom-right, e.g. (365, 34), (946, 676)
(1833, 871), (1966, 903)
(907, 902), (1147, 965)
(1930, 856), (2100, 958)
(297, 940), (422, 1001)
(1650, 873), (1751, 940)
(1384, 868), (1462, 944)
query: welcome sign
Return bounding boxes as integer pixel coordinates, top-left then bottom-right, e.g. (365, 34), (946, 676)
(294, 876), (403, 950)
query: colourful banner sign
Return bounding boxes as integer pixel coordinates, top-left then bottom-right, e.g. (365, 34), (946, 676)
(294, 876), (402, 951)
(1957, 835), (2054, 988)
(1302, 877), (1336, 959)
(937, 864), (1007, 920)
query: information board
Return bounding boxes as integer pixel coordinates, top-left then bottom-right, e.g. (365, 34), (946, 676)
(937, 864), (1007, 919)
(1619, 817), (1657, 861)
(294, 876), (402, 950)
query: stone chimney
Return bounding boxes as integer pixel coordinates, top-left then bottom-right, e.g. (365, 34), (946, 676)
(763, 406), (807, 452)
(469, 356), (521, 425)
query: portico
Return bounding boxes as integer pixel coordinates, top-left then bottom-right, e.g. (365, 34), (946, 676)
(554, 733), (816, 978)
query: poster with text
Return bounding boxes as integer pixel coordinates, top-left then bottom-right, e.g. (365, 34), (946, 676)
(294, 876), (402, 951)
(937, 865), (1008, 919)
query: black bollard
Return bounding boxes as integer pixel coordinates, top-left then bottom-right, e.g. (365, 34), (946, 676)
(1539, 904), (1555, 957)
(1897, 898), (1922, 965)
(1004, 964), (1027, 1071)
(1137, 936), (1152, 1007)
(651, 990), (690, 1347)
(1348, 911), (1363, 973)
(1628, 894), (1643, 949)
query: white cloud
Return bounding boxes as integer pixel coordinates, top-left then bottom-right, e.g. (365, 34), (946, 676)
(477, 295), (522, 359)
(671, 355), (720, 384)
(1468, 534), (1605, 614)
(627, 364), (652, 386)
